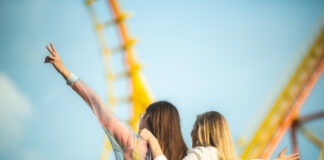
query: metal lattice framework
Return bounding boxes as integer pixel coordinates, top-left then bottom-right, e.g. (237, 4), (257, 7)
(85, 0), (154, 159)
(240, 26), (324, 159)
(84, 1), (324, 159)
(291, 111), (324, 160)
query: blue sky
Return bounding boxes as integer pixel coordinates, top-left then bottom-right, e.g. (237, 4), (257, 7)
(0, 0), (324, 159)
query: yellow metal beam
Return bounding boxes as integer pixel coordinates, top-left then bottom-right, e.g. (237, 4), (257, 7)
(241, 27), (324, 159)
(86, 0), (153, 159)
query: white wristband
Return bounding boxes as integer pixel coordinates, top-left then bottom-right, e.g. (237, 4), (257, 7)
(66, 73), (79, 87)
(153, 155), (167, 160)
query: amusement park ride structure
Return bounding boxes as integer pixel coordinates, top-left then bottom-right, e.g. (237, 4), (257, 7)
(240, 27), (324, 159)
(86, 0), (153, 159)
(85, 0), (324, 159)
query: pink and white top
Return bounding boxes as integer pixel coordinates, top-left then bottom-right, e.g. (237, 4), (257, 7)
(67, 73), (151, 160)
(154, 146), (218, 160)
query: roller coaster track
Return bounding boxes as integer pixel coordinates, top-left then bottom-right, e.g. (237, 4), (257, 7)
(85, 0), (154, 159)
(240, 26), (324, 159)
(84, 1), (324, 159)
(291, 111), (324, 160)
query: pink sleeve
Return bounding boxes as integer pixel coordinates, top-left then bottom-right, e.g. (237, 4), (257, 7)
(71, 80), (137, 150)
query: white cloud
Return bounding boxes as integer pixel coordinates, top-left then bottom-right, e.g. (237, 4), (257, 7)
(0, 73), (43, 160)
(0, 73), (32, 149)
(22, 149), (44, 160)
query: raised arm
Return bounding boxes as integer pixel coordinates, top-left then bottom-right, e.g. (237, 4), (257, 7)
(140, 128), (166, 160)
(44, 43), (147, 158)
(45, 42), (70, 79)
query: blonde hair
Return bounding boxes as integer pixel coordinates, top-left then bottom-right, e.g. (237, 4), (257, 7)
(194, 111), (237, 160)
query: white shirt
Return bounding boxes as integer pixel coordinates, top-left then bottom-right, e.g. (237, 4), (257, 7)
(154, 146), (218, 160)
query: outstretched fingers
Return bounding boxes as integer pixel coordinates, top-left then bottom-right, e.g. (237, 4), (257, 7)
(46, 42), (58, 57)
(278, 147), (288, 157)
(50, 42), (57, 53)
(289, 153), (300, 160)
(289, 153), (300, 156)
(289, 156), (300, 160)
(46, 45), (55, 56)
(281, 147), (288, 154)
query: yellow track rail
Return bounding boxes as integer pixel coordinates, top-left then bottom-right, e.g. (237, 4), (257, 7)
(85, 0), (153, 159)
(241, 27), (324, 159)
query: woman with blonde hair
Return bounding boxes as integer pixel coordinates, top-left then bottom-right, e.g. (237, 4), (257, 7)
(140, 111), (300, 160)
(192, 111), (236, 159)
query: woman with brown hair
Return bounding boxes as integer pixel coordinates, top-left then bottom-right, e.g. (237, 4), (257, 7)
(143, 101), (188, 160)
(44, 43), (187, 160)
(140, 111), (300, 160)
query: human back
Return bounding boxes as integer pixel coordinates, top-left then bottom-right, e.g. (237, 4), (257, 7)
(44, 43), (187, 160)
(140, 111), (235, 160)
(192, 111), (236, 160)
(145, 101), (188, 160)
(183, 146), (218, 160)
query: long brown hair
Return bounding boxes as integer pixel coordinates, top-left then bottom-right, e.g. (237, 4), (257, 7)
(194, 111), (237, 160)
(145, 101), (188, 160)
